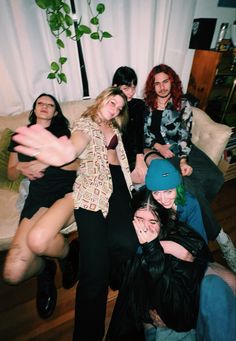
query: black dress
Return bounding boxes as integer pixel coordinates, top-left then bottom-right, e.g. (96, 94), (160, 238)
(8, 124), (77, 220)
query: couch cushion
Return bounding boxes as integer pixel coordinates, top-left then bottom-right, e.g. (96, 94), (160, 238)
(0, 128), (24, 191)
(191, 107), (232, 165)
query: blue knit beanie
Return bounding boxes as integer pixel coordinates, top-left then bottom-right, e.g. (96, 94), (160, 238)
(145, 159), (182, 191)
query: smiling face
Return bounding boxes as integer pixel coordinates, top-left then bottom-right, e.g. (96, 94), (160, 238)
(152, 188), (177, 209)
(154, 72), (171, 98)
(134, 207), (161, 235)
(99, 95), (125, 121)
(34, 95), (57, 126)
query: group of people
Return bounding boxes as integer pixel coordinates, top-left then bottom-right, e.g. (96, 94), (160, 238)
(3, 64), (236, 340)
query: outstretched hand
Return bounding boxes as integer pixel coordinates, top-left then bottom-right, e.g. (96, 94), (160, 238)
(13, 124), (77, 167)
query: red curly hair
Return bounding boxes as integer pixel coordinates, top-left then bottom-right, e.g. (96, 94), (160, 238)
(144, 64), (183, 110)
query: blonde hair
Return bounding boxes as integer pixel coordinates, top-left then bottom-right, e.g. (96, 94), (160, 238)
(82, 86), (128, 131)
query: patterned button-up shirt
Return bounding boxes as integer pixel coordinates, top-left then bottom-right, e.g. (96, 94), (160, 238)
(71, 116), (133, 217)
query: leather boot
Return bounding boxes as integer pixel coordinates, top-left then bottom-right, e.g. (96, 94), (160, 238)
(36, 258), (57, 319)
(58, 238), (80, 289)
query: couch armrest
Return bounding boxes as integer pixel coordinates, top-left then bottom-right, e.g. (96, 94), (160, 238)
(191, 107), (232, 165)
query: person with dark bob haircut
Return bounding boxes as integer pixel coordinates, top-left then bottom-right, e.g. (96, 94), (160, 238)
(112, 66), (147, 185)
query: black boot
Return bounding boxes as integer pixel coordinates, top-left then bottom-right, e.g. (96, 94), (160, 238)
(58, 238), (80, 289)
(36, 258), (57, 319)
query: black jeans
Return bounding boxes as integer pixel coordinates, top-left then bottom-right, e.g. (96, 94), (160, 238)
(170, 144), (224, 240)
(73, 165), (138, 341)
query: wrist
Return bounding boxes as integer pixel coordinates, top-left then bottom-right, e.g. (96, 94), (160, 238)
(153, 143), (159, 151)
(136, 153), (144, 161)
(144, 150), (160, 166)
(180, 157), (187, 164)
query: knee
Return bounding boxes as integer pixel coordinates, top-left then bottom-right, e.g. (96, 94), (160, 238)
(28, 229), (48, 255)
(3, 254), (27, 284)
(200, 274), (234, 314)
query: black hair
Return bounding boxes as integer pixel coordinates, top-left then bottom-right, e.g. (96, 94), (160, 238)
(28, 93), (69, 131)
(132, 187), (177, 240)
(112, 66), (138, 87)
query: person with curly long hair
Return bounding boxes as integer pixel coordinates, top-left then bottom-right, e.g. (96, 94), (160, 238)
(143, 64), (236, 273)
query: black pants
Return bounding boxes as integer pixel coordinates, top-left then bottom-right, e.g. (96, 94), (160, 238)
(73, 165), (138, 341)
(171, 144), (224, 240)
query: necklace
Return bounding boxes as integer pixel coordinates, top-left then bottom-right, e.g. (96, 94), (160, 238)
(96, 117), (112, 127)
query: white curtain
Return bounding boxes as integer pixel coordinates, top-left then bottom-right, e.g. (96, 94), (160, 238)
(0, 0), (196, 116)
(0, 0), (83, 116)
(76, 0), (196, 98)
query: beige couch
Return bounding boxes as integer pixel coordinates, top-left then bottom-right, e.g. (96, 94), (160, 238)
(0, 100), (232, 251)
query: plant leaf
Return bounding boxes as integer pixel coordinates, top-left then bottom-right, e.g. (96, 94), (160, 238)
(59, 57), (67, 65)
(58, 73), (67, 83)
(96, 3), (105, 14)
(102, 31), (112, 38)
(65, 14), (73, 27)
(90, 17), (99, 25)
(90, 32), (99, 40)
(56, 38), (65, 48)
(78, 25), (91, 34)
(51, 62), (60, 72)
(35, 0), (48, 10)
(62, 2), (71, 14)
(65, 28), (72, 37)
(47, 73), (56, 79)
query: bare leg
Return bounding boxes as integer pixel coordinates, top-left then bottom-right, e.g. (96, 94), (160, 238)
(27, 193), (74, 259)
(3, 215), (44, 284)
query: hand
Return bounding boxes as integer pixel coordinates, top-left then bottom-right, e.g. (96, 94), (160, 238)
(131, 155), (147, 184)
(154, 143), (174, 159)
(13, 124), (76, 167)
(179, 159), (193, 176)
(149, 309), (166, 328)
(16, 161), (44, 180)
(160, 241), (194, 262)
(132, 217), (158, 244)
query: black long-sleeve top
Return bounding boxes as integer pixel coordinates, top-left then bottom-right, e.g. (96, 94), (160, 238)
(122, 98), (146, 171)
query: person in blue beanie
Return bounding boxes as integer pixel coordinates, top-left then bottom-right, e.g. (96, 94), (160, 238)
(144, 158), (236, 341)
(145, 158), (208, 243)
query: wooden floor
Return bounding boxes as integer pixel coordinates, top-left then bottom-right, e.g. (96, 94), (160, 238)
(0, 179), (235, 340)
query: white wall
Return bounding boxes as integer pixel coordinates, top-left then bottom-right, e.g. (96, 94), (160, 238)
(182, 0), (236, 91)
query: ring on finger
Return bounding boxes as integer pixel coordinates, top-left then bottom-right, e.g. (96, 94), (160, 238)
(32, 151), (41, 157)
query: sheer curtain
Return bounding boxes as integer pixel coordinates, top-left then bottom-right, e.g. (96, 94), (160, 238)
(0, 0), (83, 116)
(76, 0), (196, 98)
(0, 0), (196, 116)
